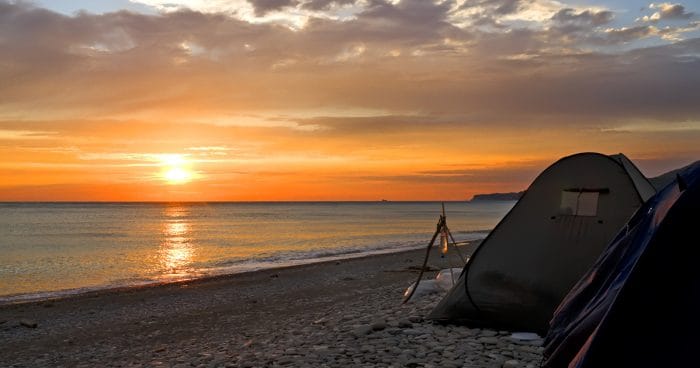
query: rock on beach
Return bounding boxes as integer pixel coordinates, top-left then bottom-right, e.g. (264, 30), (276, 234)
(0, 245), (543, 367)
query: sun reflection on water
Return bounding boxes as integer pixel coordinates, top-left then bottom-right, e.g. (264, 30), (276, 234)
(160, 205), (195, 278)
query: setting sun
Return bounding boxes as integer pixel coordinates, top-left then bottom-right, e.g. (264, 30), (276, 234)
(1, 1), (699, 366)
(159, 154), (192, 185)
(164, 167), (191, 184)
(0, 0), (697, 203)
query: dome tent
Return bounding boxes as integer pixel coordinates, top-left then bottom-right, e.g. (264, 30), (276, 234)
(428, 152), (656, 332)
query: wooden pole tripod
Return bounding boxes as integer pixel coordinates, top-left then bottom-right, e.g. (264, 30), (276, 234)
(402, 203), (468, 304)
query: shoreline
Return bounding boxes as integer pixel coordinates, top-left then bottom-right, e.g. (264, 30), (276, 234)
(0, 244), (428, 307)
(0, 234), (487, 306)
(0, 240), (543, 367)
(2, 201), (511, 308)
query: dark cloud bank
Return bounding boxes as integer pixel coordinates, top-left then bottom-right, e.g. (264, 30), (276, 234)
(0, 0), (699, 128)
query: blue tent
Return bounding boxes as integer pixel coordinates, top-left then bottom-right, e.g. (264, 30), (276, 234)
(543, 161), (700, 367)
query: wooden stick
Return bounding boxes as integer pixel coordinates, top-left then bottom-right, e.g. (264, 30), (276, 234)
(403, 215), (444, 304)
(446, 226), (468, 265)
(442, 202), (467, 265)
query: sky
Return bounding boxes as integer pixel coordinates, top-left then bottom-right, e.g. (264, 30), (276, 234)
(1, 0), (699, 201)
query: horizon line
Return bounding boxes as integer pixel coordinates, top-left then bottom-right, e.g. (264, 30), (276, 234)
(0, 199), (515, 204)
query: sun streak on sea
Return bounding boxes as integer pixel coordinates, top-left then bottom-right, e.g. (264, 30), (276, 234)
(0, 201), (515, 301)
(160, 205), (196, 278)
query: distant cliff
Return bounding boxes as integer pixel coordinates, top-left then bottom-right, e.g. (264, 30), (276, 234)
(470, 191), (524, 202)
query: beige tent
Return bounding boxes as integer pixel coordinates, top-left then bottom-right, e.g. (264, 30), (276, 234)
(428, 152), (656, 332)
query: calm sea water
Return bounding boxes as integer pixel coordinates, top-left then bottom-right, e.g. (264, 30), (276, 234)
(0, 201), (514, 302)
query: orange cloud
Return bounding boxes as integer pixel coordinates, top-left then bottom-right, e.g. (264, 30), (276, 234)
(0, 2), (698, 200)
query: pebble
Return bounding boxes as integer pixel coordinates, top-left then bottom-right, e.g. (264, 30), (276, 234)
(351, 325), (372, 337)
(1, 270), (543, 368)
(477, 336), (499, 344)
(371, 320), (387, 331)
(408, 316), (423, 323)
(19, 319), (38, 328)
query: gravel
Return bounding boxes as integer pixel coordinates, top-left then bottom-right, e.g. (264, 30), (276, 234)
(0, 243), (543, 367)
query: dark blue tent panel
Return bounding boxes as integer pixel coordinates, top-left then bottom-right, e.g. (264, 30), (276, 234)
(544, 161), (700, 367)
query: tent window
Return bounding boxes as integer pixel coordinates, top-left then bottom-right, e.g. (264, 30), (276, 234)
(560, 191), (599, 216)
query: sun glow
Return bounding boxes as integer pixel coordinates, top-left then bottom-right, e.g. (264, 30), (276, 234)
(160, 154), (193, 184)
(164, 167), (191, 184)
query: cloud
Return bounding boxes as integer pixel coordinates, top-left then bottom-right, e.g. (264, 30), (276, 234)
(603, 25), (657, 43)
(551, 8), (614, 27)
(0, 1), (699, 131)
(0, 129), (58, 141)
(129, 0), (365, 29)
(0, 0), (698, 201)
(248, 0), (299, 16)
(640, 3), (694, 22)
(186, 146), (232, 151)
(449, 0), (570, 28)
(457, 0), (526, 16)
(130, 0), (254, 15)
(301, 0), (357, 11)
(657, 20), (700, 41)
(546, 7), (616, 43)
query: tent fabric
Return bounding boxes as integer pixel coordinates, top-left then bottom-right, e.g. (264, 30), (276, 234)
(428, 152), (655, 332)
(610, 154), (657, 202)
(543, 161), (700, 367)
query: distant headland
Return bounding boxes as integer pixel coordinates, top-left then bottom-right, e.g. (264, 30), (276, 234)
(469, 191), (524, 202)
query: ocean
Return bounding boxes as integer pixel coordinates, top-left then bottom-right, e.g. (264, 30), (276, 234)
(0, 201), (514, 302)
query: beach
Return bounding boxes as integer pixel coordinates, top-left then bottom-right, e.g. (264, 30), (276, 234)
(0, 243), (543, 368)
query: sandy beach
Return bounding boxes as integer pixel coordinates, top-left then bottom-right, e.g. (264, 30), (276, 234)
(0, 242), (543, 368)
